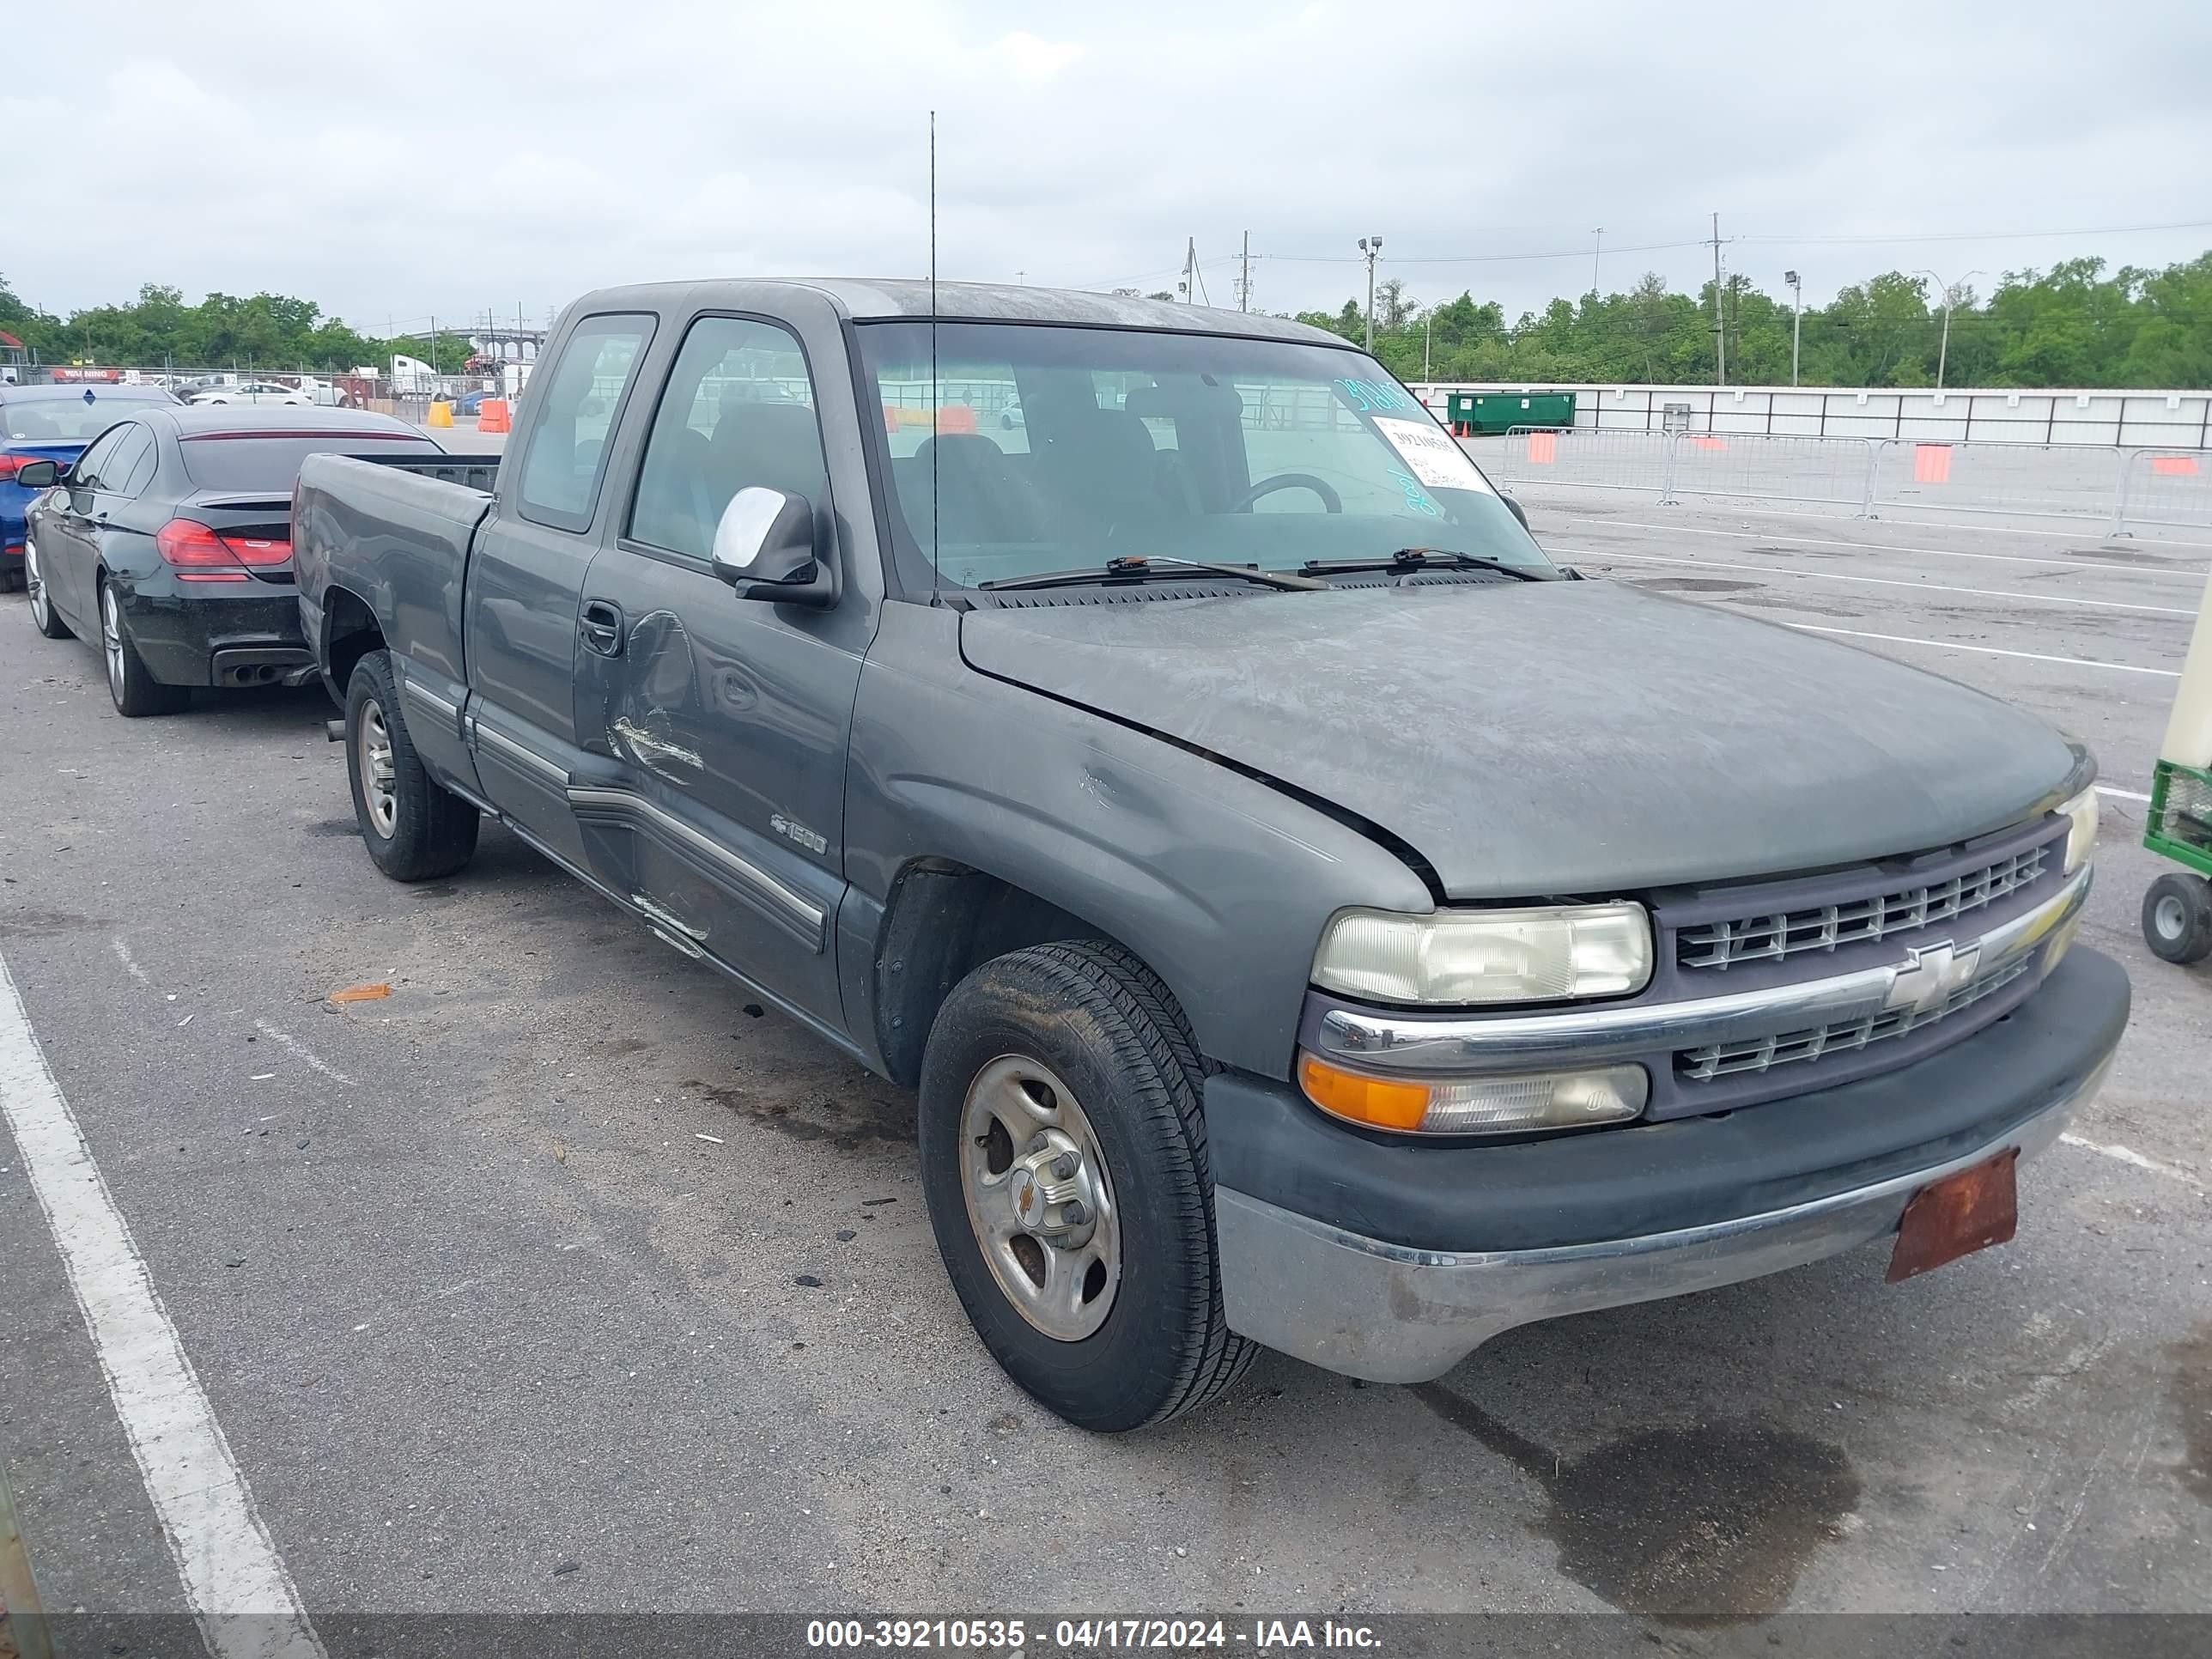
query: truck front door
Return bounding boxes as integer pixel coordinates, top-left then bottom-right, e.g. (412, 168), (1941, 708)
(570, 312), (861, 1027)
(463, 313), (655, 871)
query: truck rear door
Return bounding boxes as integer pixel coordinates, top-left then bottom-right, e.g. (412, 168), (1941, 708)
(568, 310), (863, 1029)
(462, 313), (656, 871)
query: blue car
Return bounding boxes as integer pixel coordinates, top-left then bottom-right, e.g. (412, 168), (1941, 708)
(1, 384), (179, 589)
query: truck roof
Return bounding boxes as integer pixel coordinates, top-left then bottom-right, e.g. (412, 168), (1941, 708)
(569, 279), (1353, 348)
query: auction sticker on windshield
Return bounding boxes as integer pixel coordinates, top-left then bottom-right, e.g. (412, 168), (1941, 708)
(1370, 416), (1494, 493)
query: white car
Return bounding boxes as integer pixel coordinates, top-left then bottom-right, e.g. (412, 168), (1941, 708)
(187, 380), (312, 407)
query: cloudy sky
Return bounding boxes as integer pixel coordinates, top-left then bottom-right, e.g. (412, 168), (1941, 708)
(8, 0), (2210, 336)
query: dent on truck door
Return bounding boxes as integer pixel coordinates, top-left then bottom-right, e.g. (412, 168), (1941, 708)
(570, 313), (860, 1027)
(461, 313), (654, 872)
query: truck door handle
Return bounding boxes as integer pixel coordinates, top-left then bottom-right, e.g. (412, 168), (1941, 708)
(580, 599), (625, 656)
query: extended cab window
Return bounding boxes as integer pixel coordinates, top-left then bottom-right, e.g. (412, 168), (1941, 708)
(629, 315), (829, 560)
(514, 313), (653, 532)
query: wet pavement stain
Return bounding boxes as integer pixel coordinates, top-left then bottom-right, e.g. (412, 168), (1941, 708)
(0, 908), (104, 938)
(1629, 576), (1763, 595)
(304, 817), (360, 837)
(2172, 1322), (2212, 1506)
(1413, 1382), (1860, 1625)
(683, 1079), (912, 1150)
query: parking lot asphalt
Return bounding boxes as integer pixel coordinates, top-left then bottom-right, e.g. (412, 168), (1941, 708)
(0, 475), (2208, 1636)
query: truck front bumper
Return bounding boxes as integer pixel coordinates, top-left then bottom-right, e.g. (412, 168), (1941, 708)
(1207, 945), (2129, 1384)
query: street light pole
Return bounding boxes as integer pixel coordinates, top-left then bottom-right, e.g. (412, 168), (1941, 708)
(1424, 311), (1431, 380)
(1784, 269), (1802, 388)
(1358, 234), (1382, 352)
(1591, 227), (1603, 295)
(1917, 268), (1984, 390)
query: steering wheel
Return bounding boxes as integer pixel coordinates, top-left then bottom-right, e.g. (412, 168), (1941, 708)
(1231, 472), (1343, 514)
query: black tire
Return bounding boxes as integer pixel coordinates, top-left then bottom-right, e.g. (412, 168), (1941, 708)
(345, 650), (479, 881)
(2142, 872), (2212, 965)
(919, 940), (1256, 1431)
(25, 543), (71, 639)
(100, 581), (189, 717)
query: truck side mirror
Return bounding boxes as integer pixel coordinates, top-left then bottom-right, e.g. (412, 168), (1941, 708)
(711, 486), (836, 608)
(1503, 494), (1529, 531)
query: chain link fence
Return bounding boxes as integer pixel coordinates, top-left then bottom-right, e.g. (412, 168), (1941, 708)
(1480, 427), (2212, 538)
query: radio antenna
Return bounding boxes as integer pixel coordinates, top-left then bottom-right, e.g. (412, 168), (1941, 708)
(928, 108), (940, 602)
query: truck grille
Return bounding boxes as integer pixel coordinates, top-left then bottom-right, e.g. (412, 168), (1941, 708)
(1676, 956), (2033, 1082)
(1677, 844), (2047, 971)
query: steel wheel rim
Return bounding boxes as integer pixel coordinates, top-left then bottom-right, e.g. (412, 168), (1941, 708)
(357, 699), (398, 837)
(958, 1054), (1121, 1341)
(24, 542), (46, 628)
(2155, 893), (2187, 940)
(101, 588), (125, 697)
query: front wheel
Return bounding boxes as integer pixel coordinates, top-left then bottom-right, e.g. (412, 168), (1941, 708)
(346, 650), (479, 881)
(2142, 872), (2212, 965)
(919, 940), (1255, 1431)
(26, 543), (71, 639)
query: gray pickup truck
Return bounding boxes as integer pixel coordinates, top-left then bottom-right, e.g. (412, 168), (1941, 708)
(294, 281), (2127, 1431)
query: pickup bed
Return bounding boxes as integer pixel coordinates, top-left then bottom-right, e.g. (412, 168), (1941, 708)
(294, 278), (2128, 1431)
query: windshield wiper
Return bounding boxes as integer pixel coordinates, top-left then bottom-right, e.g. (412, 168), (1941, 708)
(981, 555), (1327, 593)
(1299, 548), (1547, 581)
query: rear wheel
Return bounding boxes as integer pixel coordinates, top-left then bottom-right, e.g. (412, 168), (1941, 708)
(346, 650), (478, 881)
(2142, 872), (2212, 965)
(919, 940), (1255, 1431)
(26, 543), (70, 639)
(101, 583), (188, 717)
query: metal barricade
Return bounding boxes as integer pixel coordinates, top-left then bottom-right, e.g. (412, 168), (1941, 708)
(1665, 434), (1880, 515)
(1486, 427), (1674, 496)
(1870, 441), (2126, 528)
(2115, 449), (2212, 535)
(1474, 427), (2212, 538)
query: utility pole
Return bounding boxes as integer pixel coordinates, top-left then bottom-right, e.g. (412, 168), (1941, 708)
(1181, 237), (1197, 304)
(1423, 311), (1432, 379)
(1917, 268), (1983, 390)
(1709, 212), (1725, 387)
(1591, 227), (1603, 295)
(1785, 269), (1803, 387)
(1238, 230), (1251, 313)
(1358, 234), (1383, 351)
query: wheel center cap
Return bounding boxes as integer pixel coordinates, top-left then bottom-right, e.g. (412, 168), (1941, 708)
(1006, 1129), (1097, 1246)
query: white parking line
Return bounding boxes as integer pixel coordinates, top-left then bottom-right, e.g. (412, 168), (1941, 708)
(1778, 623), (2179, 678)
(251, 1021), (356, 1089)
(1555, 515), (2212, 579)
(2059, 1133), (2203, 1192)
(111, 939), (151, 987)
(1557, 545), (2197, 617)
(2096, 785), (2154, 803)
(0, 948), (325, 1659)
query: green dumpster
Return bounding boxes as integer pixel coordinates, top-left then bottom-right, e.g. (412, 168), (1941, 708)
(1455, 392), (1576, 435)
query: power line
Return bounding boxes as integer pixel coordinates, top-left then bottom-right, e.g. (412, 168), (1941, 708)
(1739, 216), (2212, 246)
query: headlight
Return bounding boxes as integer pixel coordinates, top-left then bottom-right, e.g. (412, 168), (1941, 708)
(2058, 784), (2099, 874)
(1312, 902), (1653, 1005)
(1298, 1052), (1649, 1134)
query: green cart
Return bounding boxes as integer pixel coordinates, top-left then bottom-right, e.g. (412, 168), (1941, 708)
(2142, 761), (2212, 962)
(2142, 568), (2212, 962)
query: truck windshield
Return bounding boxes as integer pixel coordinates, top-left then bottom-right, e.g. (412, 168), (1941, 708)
(855, 320), (1552, 592)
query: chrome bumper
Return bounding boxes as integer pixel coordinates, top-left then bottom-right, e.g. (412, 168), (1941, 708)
(1213, 1049), (2113, 1384)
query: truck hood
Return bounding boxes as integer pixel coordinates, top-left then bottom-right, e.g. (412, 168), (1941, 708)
(959, 580), (2080, 897)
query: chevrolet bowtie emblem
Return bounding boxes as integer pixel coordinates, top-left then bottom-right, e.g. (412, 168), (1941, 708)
(1886, 939), (1983, 1015)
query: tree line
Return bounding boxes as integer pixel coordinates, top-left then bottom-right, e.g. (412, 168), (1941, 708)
(8, 252), (2209, 391)
(1292, 252), (2212, 388)
(0, 278), (480, 376)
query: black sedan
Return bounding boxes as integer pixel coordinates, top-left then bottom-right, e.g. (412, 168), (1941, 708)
(21, 406), (444, 716)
